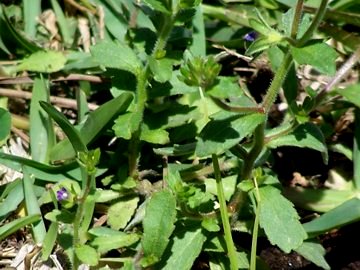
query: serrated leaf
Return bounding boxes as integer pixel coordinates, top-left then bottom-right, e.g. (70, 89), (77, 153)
(258, 185), (307, 253)
(17, 50), (66, 73)
(113, 111), (142, 140)
(141, 190), (177, 266)
(196, 112), (265, 157)
(91, 41), (142, 75)
(290, 42), (338, 75)
(336, 84), (360, 108)
(266, 122), (328, 164)
(0, 108), (11, 142)
(157, 225), (206, 270)
(107, 197), (139, 230)
(75, 244), (99, 266)
(149, 57), (173, 83)
(295, 241), (330, 270)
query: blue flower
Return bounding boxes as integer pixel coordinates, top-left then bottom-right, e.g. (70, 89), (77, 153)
(57, 187), (69, 201)
(243, 31), (258, 42)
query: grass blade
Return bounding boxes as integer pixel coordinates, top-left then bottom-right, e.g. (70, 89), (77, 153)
(23, 0), (41, 38)
(0, 214), (40, 241)
(23, 167), (46, 243)
(30, 76), (55, 163)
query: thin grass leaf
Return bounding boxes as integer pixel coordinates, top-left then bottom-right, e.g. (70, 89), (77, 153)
(50, 92), (133, 161)
(0, 152), (82, 181)
(354, 109), (360, 189)
(50, 0), (72, 47)
(0, 5), (41, 53)
(40, 101), (87, 154)
(0, 179), (23, 221)
(0, 214), (40, 241)
(30, 76), (55, 163)
(41, 222), (58, 260)
(23, 167), (46, 243)
(23, 0), (41, 38)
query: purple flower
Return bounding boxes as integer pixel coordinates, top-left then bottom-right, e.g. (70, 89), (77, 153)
(244, 31), (258, 42)
(57, 187), (69, 201)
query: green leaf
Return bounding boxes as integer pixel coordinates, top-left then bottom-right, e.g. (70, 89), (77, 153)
(295, 241), (330, 270)
(149, 57), (173, 83)
(0, 153), (83, 182)
(41, 222), (58, 260)
(50, 0), (73, 47)
(113, 111), (142, 140)
(258, 186), (307, 253)
(40, 102), (87, 154)
(23, 0), (41, 38)
(17, 50), (67, 73)
(303, 197), (360, 238)
(0, 180), (23, 221)
(196, 112), (265, 157)
(0, 214), (40, 241)
(266, 122), (328, 164)
(23, 167), (46, 244)
(50, 93), (133, 161)
(75, 244), (99, 266)
(157, 225), (206, 270)
(188, 6), (206, 57)
(143, 0), (171, 14)
(140, 125), (170, 144)
(0, 108), (11, 142)
(141, 190), (177, 266)
(284, 187), (355, 213)
(290, 42), (338, 75)
(91, 231), (140, 254)
(335, 84), (360, 108)
(91, 41), (142, 75)
(30, 77), (55, 162)
(107, 196), (139, 230)
(207, 76), (245, 99)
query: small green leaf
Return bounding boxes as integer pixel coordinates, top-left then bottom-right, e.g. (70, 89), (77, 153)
(91, 41), (142, 75)
(141, 190), (177, 266)
(266, 122), (328, 164)
(336, 84), (360, 108)
(258, 185), (307, 253)
(107, 197), (139, 230)
(140, 125), (169, 144)
(290, 42), (338, 75)
(201, 217), (220, 232)
(295, 241), (330, 270)
(179, 0), (201, 9)
(149, 57), (173, 83)
(157, 225), (206, 270)
(143, 0), (171, 14)
(196, 112), (265, 157)
(0, 108), (11, 142)
(113, 111), (142, 140)
(17, 50), (67, 73)
(91, 232), (140, 254)
(75, 244), (99, 266)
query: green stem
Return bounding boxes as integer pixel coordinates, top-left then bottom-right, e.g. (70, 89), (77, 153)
(212, 154), (238, 270)
(211, 96), (265, 114)
(291, 0), (304, 39)
(261, 52), (293, 114)
(296, 0), (329, 47)
(128, 13), (176, 178)
(250, 176), (261, 270)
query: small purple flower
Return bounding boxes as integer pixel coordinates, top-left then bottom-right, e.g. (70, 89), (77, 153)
(57, 187), (69, 201)
(244, 31), (258, 42)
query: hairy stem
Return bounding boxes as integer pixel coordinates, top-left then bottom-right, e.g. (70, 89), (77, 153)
(250, 176), (261, 270)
